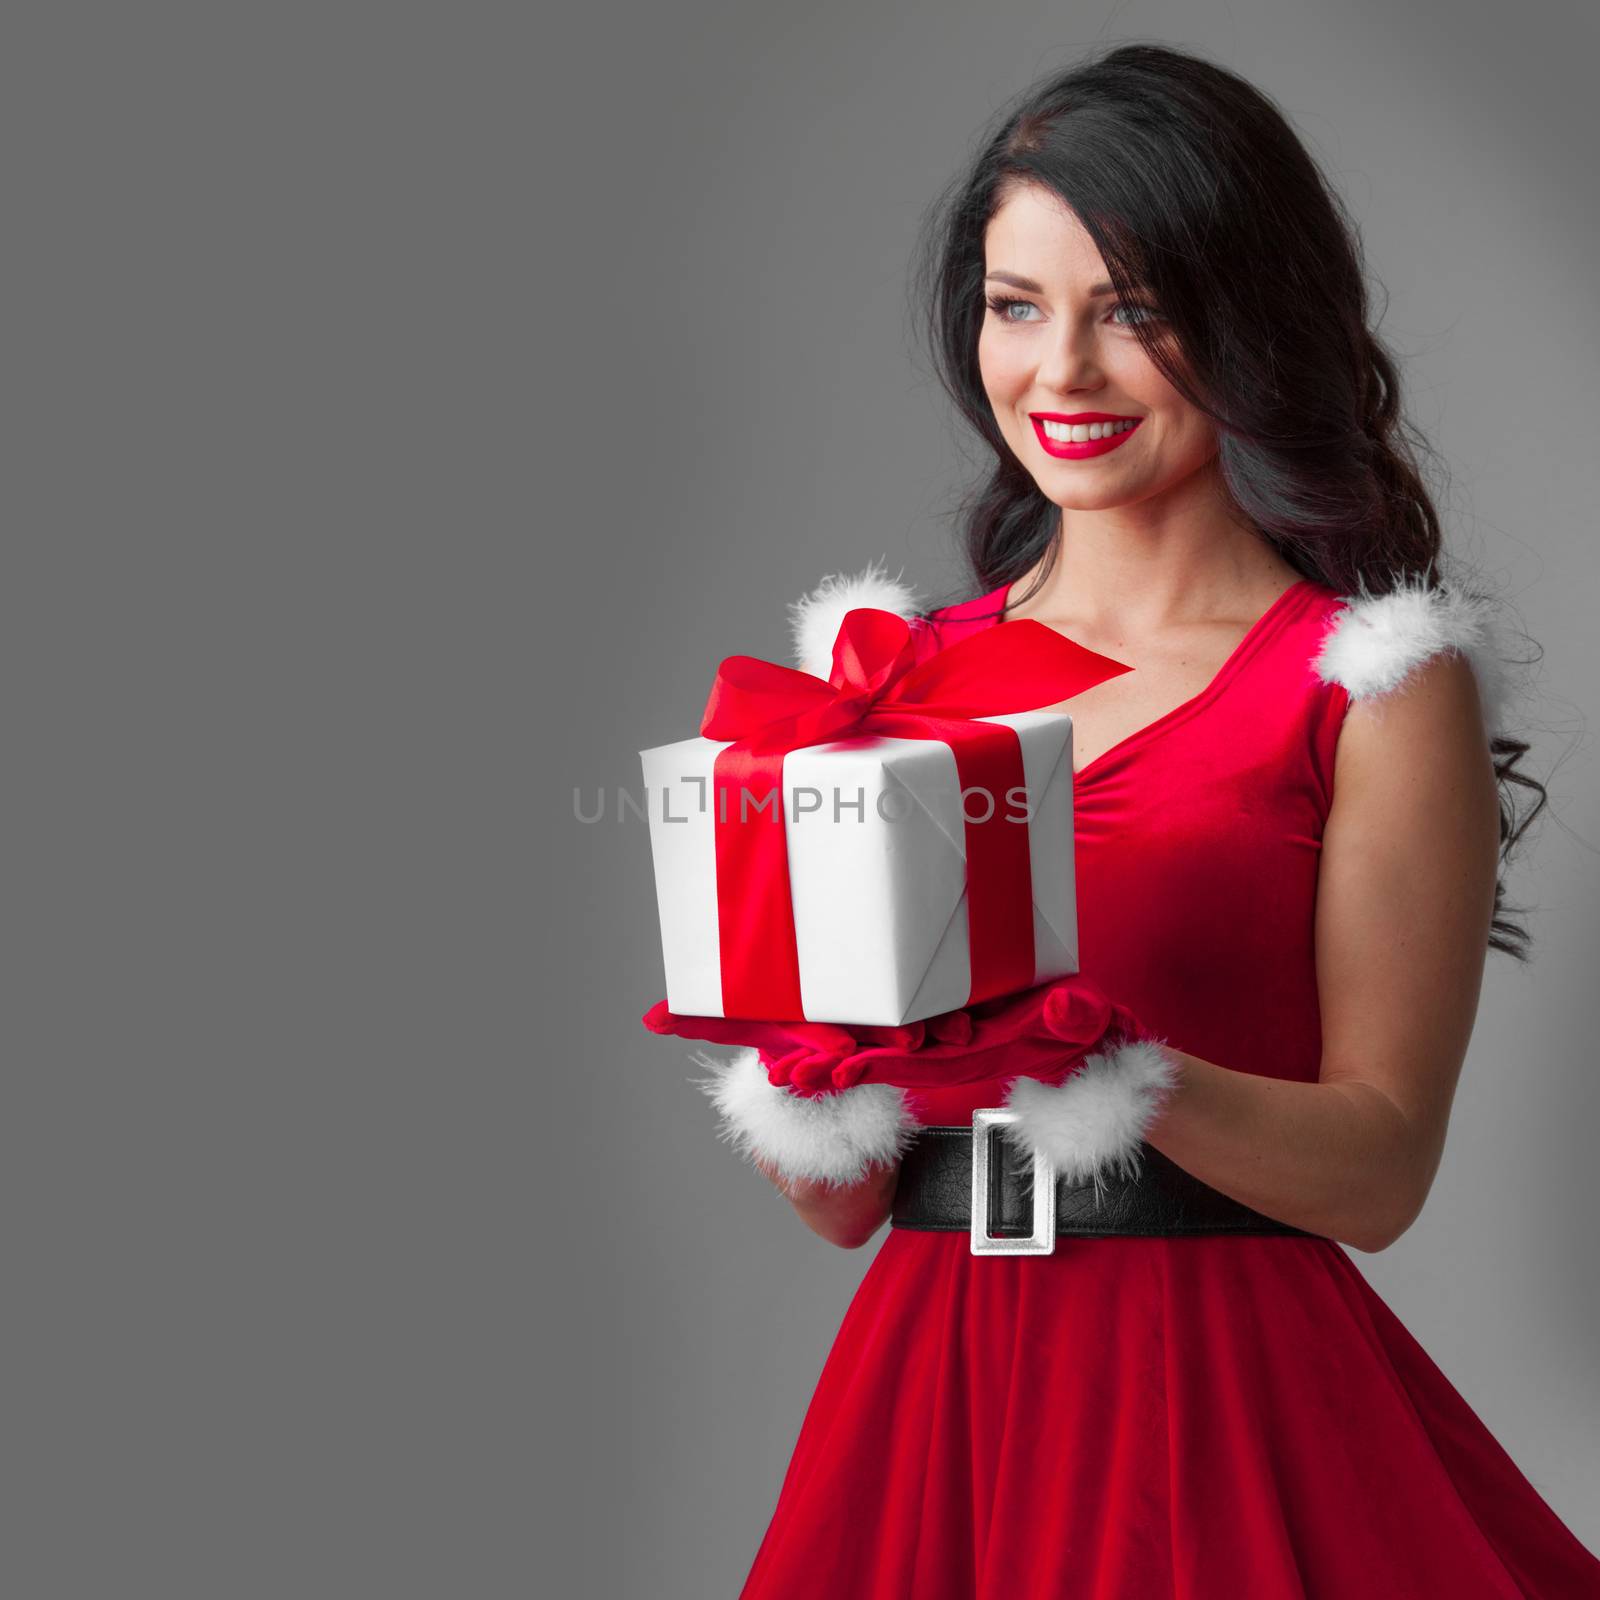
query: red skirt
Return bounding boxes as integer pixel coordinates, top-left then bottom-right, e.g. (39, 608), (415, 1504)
(739, 1229), (1600, 1598)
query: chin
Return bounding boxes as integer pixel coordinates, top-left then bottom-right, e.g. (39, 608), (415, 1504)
(1037, 477), (1149, 513)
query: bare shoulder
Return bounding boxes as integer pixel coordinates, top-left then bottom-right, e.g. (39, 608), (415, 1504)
(1325, 648), (1500, 898)
(1334, 648), (1495, 792)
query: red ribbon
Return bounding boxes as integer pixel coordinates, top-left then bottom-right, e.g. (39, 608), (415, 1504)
(699, 607), (1130, 1020)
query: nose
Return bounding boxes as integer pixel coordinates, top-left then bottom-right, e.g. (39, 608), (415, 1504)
(1034, 321), (1104, 395)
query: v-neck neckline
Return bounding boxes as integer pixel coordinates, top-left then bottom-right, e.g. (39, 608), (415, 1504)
(997, 576), (1317, 783)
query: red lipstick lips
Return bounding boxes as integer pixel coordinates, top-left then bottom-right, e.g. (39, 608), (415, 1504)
(1029, 411), (1142, 460)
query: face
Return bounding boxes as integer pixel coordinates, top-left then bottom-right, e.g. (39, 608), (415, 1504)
(977, 182), (1218, 512)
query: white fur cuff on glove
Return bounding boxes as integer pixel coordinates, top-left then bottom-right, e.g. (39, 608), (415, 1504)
(691, 1047), (922, 1191)
(1001, 1037), (1183, 1199)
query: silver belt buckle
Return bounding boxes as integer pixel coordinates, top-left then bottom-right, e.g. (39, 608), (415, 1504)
(970, 1108), (1057, 1255)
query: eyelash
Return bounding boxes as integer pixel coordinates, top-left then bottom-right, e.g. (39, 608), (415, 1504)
(984, 294), (1161, 328)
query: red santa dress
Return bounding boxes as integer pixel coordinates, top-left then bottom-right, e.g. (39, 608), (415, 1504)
(701, 562), (1600, 1599)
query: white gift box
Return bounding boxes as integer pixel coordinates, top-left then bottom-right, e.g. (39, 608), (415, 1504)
(638, 711), (1078, 1026)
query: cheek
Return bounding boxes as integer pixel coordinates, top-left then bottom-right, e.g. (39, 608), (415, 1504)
(1102, 339), (1165, 404)
(1159, 393), (1217, 458)
(977, 330), (1029, 398)
(1109, 348), (1213, 450)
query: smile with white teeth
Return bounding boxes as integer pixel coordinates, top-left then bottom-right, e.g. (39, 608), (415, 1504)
(1041, 418), (1138, 442)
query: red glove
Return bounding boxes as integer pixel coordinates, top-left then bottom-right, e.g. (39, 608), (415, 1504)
(640, 1000), (970, 1096)
(805, 973), (1148, 1095)
(643, 974), (1147, 1098)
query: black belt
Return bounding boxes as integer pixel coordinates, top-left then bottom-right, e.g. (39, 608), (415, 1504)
(891, 1118), (1321, 1254)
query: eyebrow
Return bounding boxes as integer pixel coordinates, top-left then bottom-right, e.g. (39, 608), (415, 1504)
(984, 271), (1130, 296)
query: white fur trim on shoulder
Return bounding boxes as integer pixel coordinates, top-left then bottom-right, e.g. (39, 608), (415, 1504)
(789, 557), (923, 679)
(1312, 572), (1518, 741)
(690, 1046), (921, 1190)
(1001, 1038), (1182, 1202)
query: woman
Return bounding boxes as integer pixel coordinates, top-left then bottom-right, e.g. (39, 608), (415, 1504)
(651, 43), (1600, 1595)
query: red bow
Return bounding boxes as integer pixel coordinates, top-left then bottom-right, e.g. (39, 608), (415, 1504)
(702, 607), (1111, 749)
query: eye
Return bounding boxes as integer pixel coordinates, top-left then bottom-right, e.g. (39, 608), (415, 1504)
(984, 294), (1039, 324)
(1110, 301), (1162, 327)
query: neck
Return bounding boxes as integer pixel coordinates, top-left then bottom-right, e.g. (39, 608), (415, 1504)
(1008, 460), (1298, 630)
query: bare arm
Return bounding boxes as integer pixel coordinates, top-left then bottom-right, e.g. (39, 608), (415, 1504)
(754, 1154), (902, 1250)
(1141, 652), (1502, 1252)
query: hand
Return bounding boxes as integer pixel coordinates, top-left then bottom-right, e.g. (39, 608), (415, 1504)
(641, 977), (1145, 1097)
(821, 973), (1149, 1094)
(641, 1000), (963, 1097)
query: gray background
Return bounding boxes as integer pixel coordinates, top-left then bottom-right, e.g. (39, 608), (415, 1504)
(6, 2), (1597, 1596)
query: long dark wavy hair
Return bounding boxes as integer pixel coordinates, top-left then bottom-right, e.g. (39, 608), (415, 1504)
(909, 42), (1546, 960)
